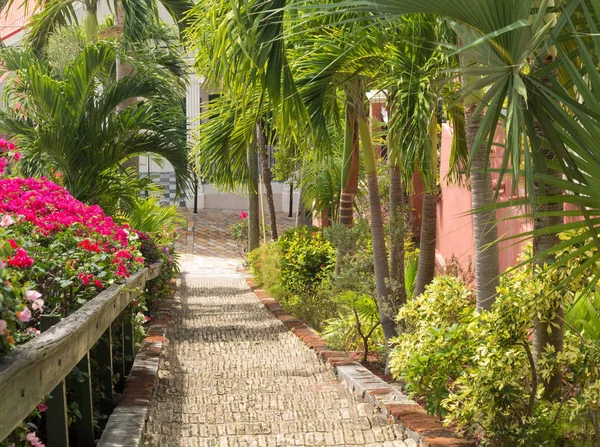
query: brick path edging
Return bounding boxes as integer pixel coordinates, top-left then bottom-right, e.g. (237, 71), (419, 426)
(245, 279), (475, 447)
(98, 294), (176, 447)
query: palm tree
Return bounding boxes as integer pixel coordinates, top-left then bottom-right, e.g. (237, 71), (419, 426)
(336, 0), (600, 395)
(0, 42), (190, 214)
(22, 0), (193, 50)
(184, 0), (307, 243)
(377, 16), (452, 298)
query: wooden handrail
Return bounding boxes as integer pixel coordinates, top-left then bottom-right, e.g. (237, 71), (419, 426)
(0, 262), (162, 441)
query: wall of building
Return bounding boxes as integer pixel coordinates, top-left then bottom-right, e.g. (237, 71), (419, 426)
(434, 123), (532, 274)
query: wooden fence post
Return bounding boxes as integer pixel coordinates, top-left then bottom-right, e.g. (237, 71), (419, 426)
(113, 321), (125, 393)
(72, 353), (94, 447)
(98, 328), (113, 415)
(123, 307), (135, 377)
(41, 315), (70, 447)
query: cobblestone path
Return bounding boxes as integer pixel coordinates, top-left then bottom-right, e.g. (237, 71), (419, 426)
(144, 211), (410, 447)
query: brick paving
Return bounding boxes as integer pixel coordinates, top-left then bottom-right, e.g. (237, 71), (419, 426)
(144, 210), (412, 447)
(175, 209), (297, 259)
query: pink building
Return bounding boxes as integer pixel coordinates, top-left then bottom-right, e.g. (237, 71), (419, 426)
(433, 124), (531, 274)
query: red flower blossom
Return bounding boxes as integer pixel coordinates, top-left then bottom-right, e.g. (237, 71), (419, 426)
(8, 248), (34, 268)
(78, 273), (94, 286)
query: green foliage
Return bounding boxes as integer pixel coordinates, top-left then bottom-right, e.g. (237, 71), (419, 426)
(0, 41), (191, 214)
(45, 25), (85, 73)
(249, 226), (337, 330)
(566, 292), (600, 341)
(391, 276), (476, 416)
(122, 197), (185, 246)
(230, 215), (269, 261)
(248, 242), (282, 298)
(322, 291), (383, 360)
(277, 226), (336, 297)
(391, 235), (600, 445)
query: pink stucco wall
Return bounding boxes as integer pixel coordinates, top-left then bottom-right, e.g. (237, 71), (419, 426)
(435, 124), (532, 274)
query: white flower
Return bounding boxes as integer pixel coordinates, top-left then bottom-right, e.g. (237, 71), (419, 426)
(26, 290), (42, 302)
(0, 214), (14, 227)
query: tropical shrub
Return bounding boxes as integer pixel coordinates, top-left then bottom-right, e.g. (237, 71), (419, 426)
(322, 291), (383, 361)
(248, 241), (282, 297)
(249, 226), (336, 330)
(230, 212), (270, 261)
(123, 197), (185, 246)
(391, 235), (600, 445)
(277, 226), (335, 297)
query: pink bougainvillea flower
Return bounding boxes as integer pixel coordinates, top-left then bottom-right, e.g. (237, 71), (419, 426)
(8, 239), (17, 249)
(8, 142), (15, 150)
(12, 152), (21, 162)
(37, 403), (47, 413)
(94, 279), (103, 288)
(17, 306), (31, 322)
(32, 299), (44, 311)
(239, 211), (248, 219)
(25, 290), (42, 302)
(78, 273), (93, 286)
(115, 249), (132, 259)
(0, 319), (7, 333)
(0, 157), (8, 174)
(0, 139), (7, 148)
(8, 248), (34, 268)
(26, 432), (45, 447)
(0, 214), (14, 227)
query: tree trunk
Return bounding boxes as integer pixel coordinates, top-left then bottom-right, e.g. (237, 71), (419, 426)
(414, 192), (437, 297)
(387, 89), (407, 305)
(357, 95), (395, 374)
(247, 136), (260, 252)
(256, 123), (278, 240)
(532, 114), (564, 397)
(296, 186), (305, 227)
(389, 166), (407, 304)
(115, 0), (139, 174)
(339, 92), (360, 227)
(531, 0), (563, 397)
(465, 105), (500, 311)
(414, 114), (439, 297)
(84, 0), (99, 41)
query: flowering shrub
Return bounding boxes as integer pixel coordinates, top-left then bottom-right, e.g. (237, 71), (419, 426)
(0, 178), (146, 359)
(0, 138), (21, 175)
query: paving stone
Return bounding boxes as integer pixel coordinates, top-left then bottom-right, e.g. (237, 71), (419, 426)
(144, 211), (412, 446)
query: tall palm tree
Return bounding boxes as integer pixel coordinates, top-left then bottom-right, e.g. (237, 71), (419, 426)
(0, 42), (190, 214)
(336, 0), (600, 394)
(22, 0), (193, 50)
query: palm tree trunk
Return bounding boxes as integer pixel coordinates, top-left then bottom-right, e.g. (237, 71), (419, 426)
(532, 111), (564, 398)
(414, 114), (439, 297)
(389, 166), (406, 297)
(256, 123), (278, 239)
(356, 95), (396, 373)
(465, 105), (500, 311)
(115, 0), (139, 174)
(414, 192), (437, 297)
(296, 186), (305, 227)
(248, 136), (260, 251)
(387, 91), (407, 305)
(83, 0), (99, 41)
(531, 0), (563, 397)
(339, 92), (360, 227)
